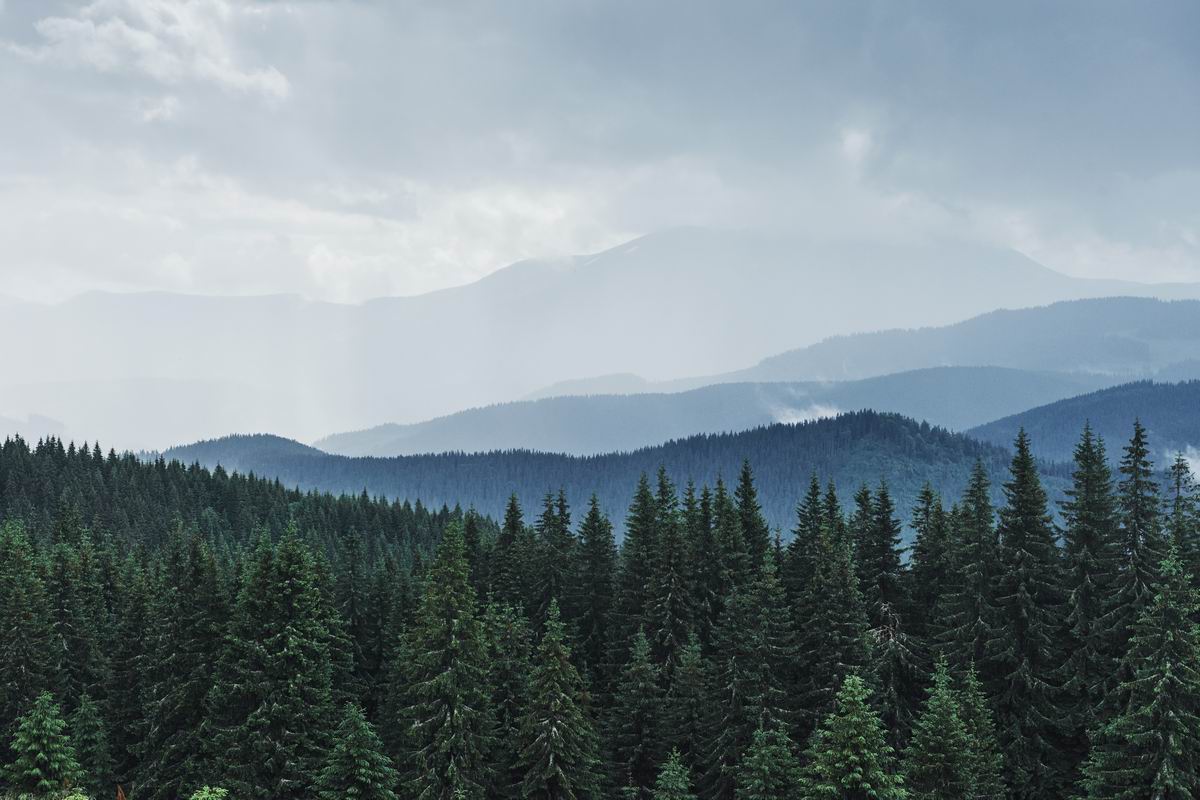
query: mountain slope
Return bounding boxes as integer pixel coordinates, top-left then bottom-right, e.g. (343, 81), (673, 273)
(165, 411), (1071, 536)
(4, 231), (1199, 450)
(532, 296), (1200, 397)
(969, 380), (1200, 464)
(318, 367), (1115, 457)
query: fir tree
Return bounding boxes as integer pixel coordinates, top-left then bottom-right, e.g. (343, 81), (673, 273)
(482, 601), (533, 800)
(785, 475), (825, 603)
(1082, 548), (1200, 799)
(646, 471), (695, 678)
(985, 430), (1066, 798)
(735, 723), (803, 800)
(614, 475), (661, 657)
(608, 630), (663, 799)
(1165, 453), (1200, 590)
(1055, 424), (1119, 778)
(801, 674), (905, 800)
(71, 691), (114, 799)
(107, 553), (152, 787)
(5, 691), (81, 795)
(735, 461), (771, 567)
(653, 750), (698, 800)
(684, 484), (722, 649)
(858, 483), (909, 630)
(315, 703), (399, 800)
(955, 666), (1004, 800)
(573, 496), (617, 688)
(662, 634), (709, 774)
(0, 522), (55, 762)
(535, 490), (576, 625)
(870, 602), (926, 753)
(902, 659), (973, 800)
(907, 484), (952, 640)
(939, 461), (999, 672)
(493, 495), (528, 610)
(395, 523), (495, 800)
(517, 600), (604, 800)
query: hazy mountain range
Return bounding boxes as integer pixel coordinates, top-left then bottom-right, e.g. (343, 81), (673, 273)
(3, 229), (1200, 450)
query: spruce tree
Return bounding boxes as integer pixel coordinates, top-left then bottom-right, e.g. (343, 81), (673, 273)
(939, 461), (999, 672)
(315, 703), (399, 800)
(517, 600), (604, 800)
(573, 496), (617, 689)
(483, 601), (533, 800)
(107, 553), (152, 787)
(1165, 452), (1200, 591)
(902, 659), (973, 800)
(858, 483), (909, 630)
(1082, 548), (1200, 799)
(801, 674), (905, 800)
(395, 523), (495, 800)
(608, 630), (663, 799)
(646, 471), (695, 678)
(0, 522), (55, 762)
(493, 495), (528, 609)
(5, 691), (81, 795)
(907, 484), (952, 639)
(712, 479), (750, 617)
(1055, 424), (1119, 777)
(662, 634), (709, 774)
(735, 723), (803, 800)
(955, 666), (1004, 800)
(614, 475), (661, 657)
(870, 602), (926, 753)
(985, 430), (1066, 798)
(784, 475), (825, 603)
(653, 750), (698, 800)
(685, 483), (722, 649)
(735, 460), (771, 567)
(535, 490), (576, 625)
(71, 691), (114, 799)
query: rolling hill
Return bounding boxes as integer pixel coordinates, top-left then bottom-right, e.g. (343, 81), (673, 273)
(317, 367), (1115, 457)
(531, 297), (1200, 398)
(163, 411), (1073, 537)
(4, 231), (1199, 450)
(969, 380), (1200, 465)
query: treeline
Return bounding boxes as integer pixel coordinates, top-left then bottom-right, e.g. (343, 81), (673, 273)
(2, 421), (1200, 798)
(165, 410), (1067, 533)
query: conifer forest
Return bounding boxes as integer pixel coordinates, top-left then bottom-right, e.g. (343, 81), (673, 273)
(2, 418), (1200, 799)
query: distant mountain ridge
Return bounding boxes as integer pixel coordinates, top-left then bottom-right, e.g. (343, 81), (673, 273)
(163, 411), (1072, 537)
(969, 380), (1200, 465)
(317, 367), (1116, 457)
(3, 230), (1199, 450)
(532, 297), (1200, 397)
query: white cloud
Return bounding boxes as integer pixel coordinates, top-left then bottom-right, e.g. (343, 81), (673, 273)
(138, 93), (180, 122)
(839, 127), (873, 168)
(9, 0), (289, 101)
(772, 404), (842, 425)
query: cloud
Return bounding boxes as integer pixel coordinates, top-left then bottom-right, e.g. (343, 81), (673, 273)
(771, 404), (842, 426)
(138, 93), (180, 122)
(9, 0), (289, 100)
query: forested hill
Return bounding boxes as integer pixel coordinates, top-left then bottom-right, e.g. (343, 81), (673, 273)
(0, 436), (462, 562)
(970, 380), (1200, 463)
(163, 411), (1069, 534)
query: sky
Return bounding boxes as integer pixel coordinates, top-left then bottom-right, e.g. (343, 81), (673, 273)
(1, 0), (1198, 303)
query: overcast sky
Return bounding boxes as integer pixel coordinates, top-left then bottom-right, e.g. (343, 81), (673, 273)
(1, 0), (1198, 302)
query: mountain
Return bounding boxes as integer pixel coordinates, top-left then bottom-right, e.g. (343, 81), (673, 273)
(532, 297), (1200, 397)
(318, 367), (1115, 457)
(4, 231), (1199, 450)
(163, 411), (1072, 536)
(969, 380), (1200, 465)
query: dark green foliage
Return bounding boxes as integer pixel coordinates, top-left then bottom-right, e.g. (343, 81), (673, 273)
(517, 601), (604, 800)
(5, 691), (80, 795)
(395, 523), (495, 800)
(0, 522), (55, 762)
(985, 430), (1066, 798)
(938, 461), (1000, 671)
(534, 491), (576, 625)
(653, 750), (698, 800)
(734, 723), (802, 800)
(608, 630), (663, 800)
(801, 674), (905, 800)
(907, 484), (952, 638)
(662, 634), (709, 775)
(573, 496), (617, 687)
(71, 692), (114, 799)
(857, 484), (908, 630)
(492, 494), (529, 610)
(870, 603), (926, 753)
(1082, 549), (1200, 799)
(315, 703), (398, 800)
(1165, 453), (1200, 583)
(483, 602), (533, 800)
(1055, 424), (1119, 776)
(646, 471), (695, 676)
(734, 461), (771, 567)
(614, 475), (660, 656)
(955, 666), (1004, 800)
(902, 659), (974, 800)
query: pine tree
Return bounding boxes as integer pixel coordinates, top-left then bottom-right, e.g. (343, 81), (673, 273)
(482, 601), (533, 800)
(858, 483), (909, 630)
(662, 634), (709, 774)
(653, 750), (698, 800)
(1165, 452), (1200, 590)
(5, 691), (81, 795)
(685, 484), (722, 649)
(71, 691), (114, 799)
(315, 703), (399, 800)
(907, 484), (952, 640)
(493, 495), (528, 609)
(573, 496), (617, 688)
(0, 522), (55, 762)
(207, 533), (335, 800)
(735, 461), (771, 567)
(395, 523), (495, 800)
(712, 479), (751, 618)
(517, 600), (604, 800)
(795, 525), (872, 734)
(955, 666), (1004, 800)
(801, 674), (905, 800)
(1082, 548), (1200, 799)
(902, 659), (973, 800)
(614, 475), (661, 657)
(784, 475), (824, 603)
(1055, 424), (1119, 778)
(985, 430), (1066, 798)
(535, 490), (576, 625)
(107, 553), (152, 787)
(870, 602), (926, 753)
(735, 723), (803, 800)
(608, 630), (663, 799)
(939, 461), (999, 672)
(646, 471), (695, 678)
